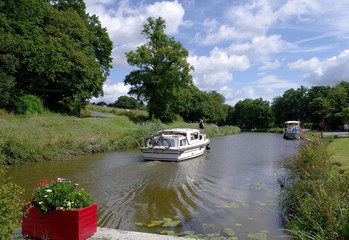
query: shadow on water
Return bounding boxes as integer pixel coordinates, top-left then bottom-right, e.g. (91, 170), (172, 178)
(7, 133), (300, 239)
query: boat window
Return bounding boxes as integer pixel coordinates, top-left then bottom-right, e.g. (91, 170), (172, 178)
(180, 139), (186, 146)
(190, 133), (199, 140)
(167, 139), (175, 147)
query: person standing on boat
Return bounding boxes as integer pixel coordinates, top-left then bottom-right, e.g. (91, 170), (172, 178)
(199, 119), (205, 133)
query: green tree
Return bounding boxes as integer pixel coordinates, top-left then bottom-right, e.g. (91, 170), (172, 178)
(111, 96), (139, 109)
(208, 90), (227, 124)
(341, 107), (349, 124)
(125, 17), (193, 123)
(179, 86), (214, 123)
(271, 87), (308, 126)
(232, 98), (272, 129)
(0, 0), (112, 114)
(329, 84), (348, 112)
(308, 97), (330, 125)
(0, 72), (15, 108)
(96, 101), (107, 106)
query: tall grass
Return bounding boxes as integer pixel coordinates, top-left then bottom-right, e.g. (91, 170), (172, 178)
(0, 113), (240, 165)
(279, 137), (349, 239)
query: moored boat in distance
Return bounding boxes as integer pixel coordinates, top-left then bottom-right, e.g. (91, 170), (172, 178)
(283, 121), (303, 140)
(141, 128), (210, 161)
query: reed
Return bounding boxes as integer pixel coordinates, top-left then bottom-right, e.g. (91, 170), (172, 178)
(279, 137), (349, 239)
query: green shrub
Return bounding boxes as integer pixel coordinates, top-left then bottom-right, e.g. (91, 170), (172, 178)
(302, 123), (312, 129)
(0, 137), (27, 239)
(12, 94), (47, 115)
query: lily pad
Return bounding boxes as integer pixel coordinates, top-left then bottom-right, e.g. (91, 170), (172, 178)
(147, 220), (164, 227)
(247, 230), (270, 240)
(162, 220), (181, 227)
(207, 232), (220, 237)
(254, 201), (267, 206)
(225, 202), (240, 208)
(183, 230), (196, 235)
(224, 228), (236, 236)
(160, 230), (176, 236)
(134, 222), (145, 226)
(235, 223), (243, 228)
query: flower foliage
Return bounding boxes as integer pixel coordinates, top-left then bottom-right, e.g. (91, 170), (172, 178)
(32, 177), (94, 214)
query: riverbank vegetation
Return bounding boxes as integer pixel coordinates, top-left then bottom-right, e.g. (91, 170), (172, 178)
(0, 157), (26, 238)
(0, 108), (240, 165)
(279, 136), (349, 239)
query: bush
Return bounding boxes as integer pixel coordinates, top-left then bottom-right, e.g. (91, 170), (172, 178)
(12, 94), (47, 115)
(0, 137), (27, 239)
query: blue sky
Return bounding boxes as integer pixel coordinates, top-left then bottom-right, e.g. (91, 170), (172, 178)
(86, 0), (349, 106)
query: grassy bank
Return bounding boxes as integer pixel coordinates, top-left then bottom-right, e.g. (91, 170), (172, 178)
(0, 109), (240, 165)
(279, 137), (349, 239)
(241, 127), (283, 133)
(327, 137), (349, 172)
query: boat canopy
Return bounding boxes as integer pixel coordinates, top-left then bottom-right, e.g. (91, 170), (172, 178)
(285, 121), (300, 125)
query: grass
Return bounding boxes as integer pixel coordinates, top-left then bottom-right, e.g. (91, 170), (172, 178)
(279, 137), (349, 239)
(242, 127), (284, 133)
(327, 137), (349, 172)
(0, 107), (240, 165)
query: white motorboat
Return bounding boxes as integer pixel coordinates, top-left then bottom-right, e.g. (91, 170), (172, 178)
(283, 121), (303, 140)
(140, 128), (210, 161)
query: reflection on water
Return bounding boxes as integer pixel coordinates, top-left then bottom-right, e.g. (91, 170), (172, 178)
(7, 133), (300, 239)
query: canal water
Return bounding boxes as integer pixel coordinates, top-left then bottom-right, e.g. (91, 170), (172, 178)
(7, 133), (300, 239)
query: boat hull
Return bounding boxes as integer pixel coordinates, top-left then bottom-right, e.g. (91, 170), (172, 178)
(283, 132), (302, 140)
(141, 141), (209, 162)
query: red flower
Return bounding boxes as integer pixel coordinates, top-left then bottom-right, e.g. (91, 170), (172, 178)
(43, 179), (51, 183)
(37, 182), (42, 186)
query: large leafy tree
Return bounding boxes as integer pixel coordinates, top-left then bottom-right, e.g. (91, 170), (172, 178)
(125, 17), (193, 123)
(179, 86), (214, 123)
(232, 98), (272, 129)
(271, 87), (308, 126)
(0, 0), (112, 114)
(110, 96), (139, 109)
(207, 91), (227, 124)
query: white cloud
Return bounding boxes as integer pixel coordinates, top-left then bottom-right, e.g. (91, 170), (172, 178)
(145, 0), (184, 34)
(188, 47), (250, 89)
(90, 80), (130, 103)
(275, 0), (319, 22)
(228, 35), (296, 63)
(218, 75), (300, 106)
(219, 86), (244, 106)
(288, 50), (349, 86)
(199, 0), (319, 46)
(85, 0), (185, 68)
(253, 75), (299, 94)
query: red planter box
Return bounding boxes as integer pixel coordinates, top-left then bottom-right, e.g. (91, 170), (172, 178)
(22, 203), (97, 240)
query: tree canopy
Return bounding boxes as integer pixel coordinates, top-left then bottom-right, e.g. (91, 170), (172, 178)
(0, 0), (113, 114)
(109, 96), (140, 109)
(124, 17), (193, 123)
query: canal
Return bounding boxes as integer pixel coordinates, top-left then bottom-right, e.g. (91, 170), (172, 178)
(7, 133), (300, 239)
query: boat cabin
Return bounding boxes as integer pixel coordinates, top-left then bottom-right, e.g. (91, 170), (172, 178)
(157, 128), (206, 148)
